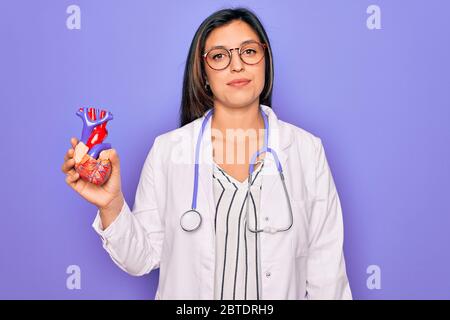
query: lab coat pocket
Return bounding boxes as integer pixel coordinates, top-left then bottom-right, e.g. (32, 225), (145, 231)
(291, 199), (310, 299)
(290, 198), (310, 258)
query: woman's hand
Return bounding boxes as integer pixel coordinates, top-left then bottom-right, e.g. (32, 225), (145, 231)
(61, 137), (124, 218)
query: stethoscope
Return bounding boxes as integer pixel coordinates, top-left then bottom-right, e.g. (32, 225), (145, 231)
(180, 106), (294, 234)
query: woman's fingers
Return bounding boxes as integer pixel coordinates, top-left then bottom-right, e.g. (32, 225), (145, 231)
(61, 157), (75, 174)
(64, 148), (74, 162)
(63, 137), (81, 187)
(65, 137), (78, 161)
(65, 170), (79, 186)
(71, 137), (78, 149)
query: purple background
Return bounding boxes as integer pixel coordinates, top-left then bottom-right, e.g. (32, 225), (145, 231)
(1, 0), (449, 299)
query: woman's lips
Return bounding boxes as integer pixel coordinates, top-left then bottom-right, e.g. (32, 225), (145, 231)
(227, 80), (251, 87)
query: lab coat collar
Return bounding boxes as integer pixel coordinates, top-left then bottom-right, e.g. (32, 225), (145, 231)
(193, 104), (294, 230)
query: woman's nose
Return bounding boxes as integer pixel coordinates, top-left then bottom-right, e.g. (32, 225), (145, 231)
(229, 50), (244, 72)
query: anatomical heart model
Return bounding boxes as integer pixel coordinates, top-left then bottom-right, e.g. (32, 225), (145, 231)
(74, 107), (114, 186)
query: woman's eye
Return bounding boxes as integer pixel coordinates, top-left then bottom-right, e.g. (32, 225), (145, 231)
(243, 49), (256, 55)
(212, 54), (224, 60)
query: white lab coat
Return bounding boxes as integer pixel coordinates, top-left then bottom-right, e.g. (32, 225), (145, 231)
(92, 104), (352, 300)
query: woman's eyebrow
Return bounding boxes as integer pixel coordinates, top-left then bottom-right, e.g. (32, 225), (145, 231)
(207, 39), (257, 50)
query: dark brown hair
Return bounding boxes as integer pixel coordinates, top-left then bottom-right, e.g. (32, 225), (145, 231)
(179, 7), (274, 127)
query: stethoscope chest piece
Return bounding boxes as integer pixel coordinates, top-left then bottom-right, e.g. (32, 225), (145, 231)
(180, 209), (202, 232)
(180, 106), (293, 235)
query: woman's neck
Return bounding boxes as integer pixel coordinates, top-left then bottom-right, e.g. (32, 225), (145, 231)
(210, 101), (266, 168)
(211, 101), (264, 132)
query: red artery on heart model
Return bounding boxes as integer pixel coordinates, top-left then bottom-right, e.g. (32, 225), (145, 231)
(74, 107), (114, 186)
(85, 108), (109, 149)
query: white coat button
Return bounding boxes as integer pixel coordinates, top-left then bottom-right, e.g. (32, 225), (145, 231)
(265, 271), (271, 278)
(264, 216), (269, 221)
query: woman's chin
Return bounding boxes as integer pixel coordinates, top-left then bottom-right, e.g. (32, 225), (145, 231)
(223, 95), (257, 107)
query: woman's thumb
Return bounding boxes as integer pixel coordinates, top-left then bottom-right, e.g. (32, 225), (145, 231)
(100, 149), (120, 170)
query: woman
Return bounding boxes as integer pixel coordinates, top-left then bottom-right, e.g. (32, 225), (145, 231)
(61, 7), (352, 300)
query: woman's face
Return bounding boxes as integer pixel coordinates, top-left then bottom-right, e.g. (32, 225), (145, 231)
(203, 20), (266, 109)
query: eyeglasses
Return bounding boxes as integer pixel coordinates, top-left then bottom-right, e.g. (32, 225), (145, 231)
(202, 40), (267, 71)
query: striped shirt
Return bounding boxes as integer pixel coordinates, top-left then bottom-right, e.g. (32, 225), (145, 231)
(212, 160), (265, 300)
